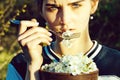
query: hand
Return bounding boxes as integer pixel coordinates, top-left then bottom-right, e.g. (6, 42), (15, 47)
(18, 19), (52, 66)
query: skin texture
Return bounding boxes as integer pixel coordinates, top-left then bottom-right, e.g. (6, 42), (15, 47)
(18, 0), (99, 80)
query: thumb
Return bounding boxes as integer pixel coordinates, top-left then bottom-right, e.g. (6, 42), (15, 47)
(31, 18), (37, 22)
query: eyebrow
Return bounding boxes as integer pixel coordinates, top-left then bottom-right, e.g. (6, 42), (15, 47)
(46, 3), (57, 7)
(45, 0), (85, 6)
(45, 0), (57, 6)
(68, 0), (85, 5)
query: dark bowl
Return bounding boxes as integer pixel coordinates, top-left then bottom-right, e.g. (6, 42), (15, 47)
(40, 70), (99, 80)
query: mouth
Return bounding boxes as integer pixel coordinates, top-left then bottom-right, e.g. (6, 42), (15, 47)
(62, 31), (80, 40)
(49, 29), (80, 40)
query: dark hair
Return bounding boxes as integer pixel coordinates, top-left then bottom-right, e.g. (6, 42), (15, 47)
(36, 0), (46, 26)
(36, 0), (43, 14)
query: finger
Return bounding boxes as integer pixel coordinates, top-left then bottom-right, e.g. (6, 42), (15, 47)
(19, 20), (39, 35)
(26, 38), (52, 48)
(19, 33), (52, 46)
(31, 18), (37, 22)
(18, 27), (52, 41)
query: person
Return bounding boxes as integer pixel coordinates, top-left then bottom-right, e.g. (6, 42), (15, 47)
(6, 0), (120, 80)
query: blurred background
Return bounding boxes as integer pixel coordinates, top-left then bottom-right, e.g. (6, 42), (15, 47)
(0, 0), (120, 79)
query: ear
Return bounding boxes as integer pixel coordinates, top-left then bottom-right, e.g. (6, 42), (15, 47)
(90, 0), (99, 14)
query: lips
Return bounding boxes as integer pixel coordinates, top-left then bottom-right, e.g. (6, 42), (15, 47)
(49, 28), (80, 40)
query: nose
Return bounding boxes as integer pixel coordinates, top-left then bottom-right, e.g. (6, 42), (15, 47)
(60, 7), (71, 26)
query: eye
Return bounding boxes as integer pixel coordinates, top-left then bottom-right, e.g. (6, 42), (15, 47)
(46, 6), (58, 12)
(71, 3), (81, 8)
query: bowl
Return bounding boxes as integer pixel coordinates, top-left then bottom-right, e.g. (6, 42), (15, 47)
(40, 70), (99, 80)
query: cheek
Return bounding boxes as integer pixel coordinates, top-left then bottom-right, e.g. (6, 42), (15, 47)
(43, 12), (57, 25)
(73, 10), (90, 32)
(43, 12), (59, 31)
(78, 7), (91, 23)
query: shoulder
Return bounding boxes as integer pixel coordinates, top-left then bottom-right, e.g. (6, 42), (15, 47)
(6, 64), (23, 80)
(10, 53), (27, 79)
(102, 45), (120, 53)
(11, 53), (27, 70)
(99, 45), (120, 58)
(94, 45), (120, 61)
(11, 53), (26, 64)
(94, 44), (120, 76)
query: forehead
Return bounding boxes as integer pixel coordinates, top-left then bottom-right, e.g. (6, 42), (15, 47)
(43, 0), (84, 4)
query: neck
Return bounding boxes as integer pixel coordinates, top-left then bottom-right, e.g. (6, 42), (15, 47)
(53, 32), (93, 56)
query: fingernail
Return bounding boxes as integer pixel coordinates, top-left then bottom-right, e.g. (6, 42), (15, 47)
(18, 36), (22, 41)
(48, 42), (51, 45)
(18, 37), (21, 41)
(49, 32), (52, 36)
(35, 22), (39, 26)
(50, 38), (53, 41)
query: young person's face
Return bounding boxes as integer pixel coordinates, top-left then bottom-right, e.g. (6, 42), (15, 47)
(42, 0), (98, 37)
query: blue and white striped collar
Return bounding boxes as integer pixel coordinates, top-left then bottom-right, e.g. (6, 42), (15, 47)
(43, 40), (102, 62)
